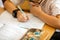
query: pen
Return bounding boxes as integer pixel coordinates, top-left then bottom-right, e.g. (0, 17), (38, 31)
(17, 5), (27, 17)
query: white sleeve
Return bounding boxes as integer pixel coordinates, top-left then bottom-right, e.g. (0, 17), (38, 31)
(51, 0), (60, 16)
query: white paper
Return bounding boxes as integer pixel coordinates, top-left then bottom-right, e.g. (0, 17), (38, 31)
(0, 11), (45, 40)
(0, 23), (4, 28)
(0, 11), (28, 40)
(0, 23), (28, 40)
(0, 11), (45, 29)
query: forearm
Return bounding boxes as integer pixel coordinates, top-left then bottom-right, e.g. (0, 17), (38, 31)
(2, 0), (17, 14)
(30, 7), (60, 29)
(38, 11), (60, 28)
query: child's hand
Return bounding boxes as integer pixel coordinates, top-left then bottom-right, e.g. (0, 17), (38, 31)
(17, 11), (29, 22)
(30, 2), (40, 7)
(30, 2), (42, 17)
(2, 0), (29, 22)
(30, 2), (41, 11)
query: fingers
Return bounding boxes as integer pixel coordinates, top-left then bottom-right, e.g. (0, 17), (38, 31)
(29, 2), (36, 6)
(17, 14), (27, 22)
(26, 13), (30, 20)
(17, 11), (29, 22)
(20, 13), (30, 22)
(29, 2), (40, 7)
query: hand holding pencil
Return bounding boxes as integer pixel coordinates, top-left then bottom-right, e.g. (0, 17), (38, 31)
(2, 0), (29, 22)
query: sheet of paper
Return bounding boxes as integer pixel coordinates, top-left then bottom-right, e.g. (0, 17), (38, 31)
(0, 11), (45, 29)
(0, 23), (4, 28)
(0, 23), (28, 40)
(0, 11), (45, 40)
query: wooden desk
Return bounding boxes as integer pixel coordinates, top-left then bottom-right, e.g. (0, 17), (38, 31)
(41, 25), (55, 40)
(0, 7), (55, 40)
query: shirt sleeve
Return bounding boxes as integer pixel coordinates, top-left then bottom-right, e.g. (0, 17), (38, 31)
(50, 0), (60, 16)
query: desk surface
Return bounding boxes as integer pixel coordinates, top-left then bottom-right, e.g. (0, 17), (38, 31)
(0, 7), (55, 40)
(42, 25), (55, 40)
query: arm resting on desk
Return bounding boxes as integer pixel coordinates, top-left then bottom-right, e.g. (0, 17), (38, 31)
(30, 6), (60, 29)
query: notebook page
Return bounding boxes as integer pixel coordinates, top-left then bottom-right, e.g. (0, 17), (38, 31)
(0, 11), (45, 29)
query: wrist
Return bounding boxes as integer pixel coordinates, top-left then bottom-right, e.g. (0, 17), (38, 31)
(12, 8), (20, 18)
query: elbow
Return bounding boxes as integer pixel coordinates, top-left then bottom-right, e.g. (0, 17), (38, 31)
(48, 20), (60, 29)
(57, 24), (60, 29)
